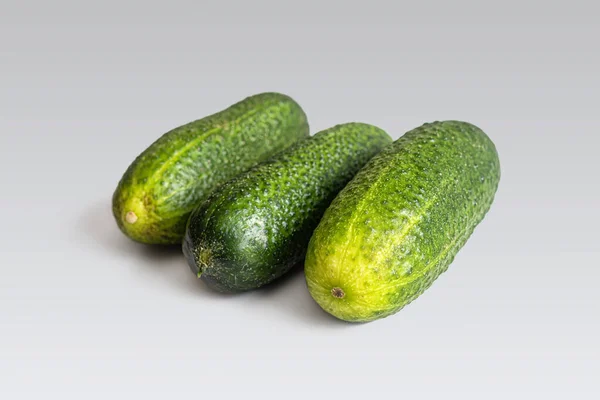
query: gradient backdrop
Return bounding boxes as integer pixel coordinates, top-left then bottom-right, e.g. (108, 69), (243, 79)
(1, 1), (598, 398)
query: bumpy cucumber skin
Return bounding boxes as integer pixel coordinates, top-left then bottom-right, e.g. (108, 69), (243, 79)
(183, 123), (392, 292)
(305, 121), (501, 322)
(112, 93), (309, 244)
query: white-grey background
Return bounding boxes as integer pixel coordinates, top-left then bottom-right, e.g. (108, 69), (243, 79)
(1, 1), (598, 398)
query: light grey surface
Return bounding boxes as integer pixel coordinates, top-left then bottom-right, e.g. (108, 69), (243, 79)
(1, 1), (598, 398)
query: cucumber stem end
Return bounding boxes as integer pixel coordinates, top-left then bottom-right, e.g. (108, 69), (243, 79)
(125, 211), (138, 224)
(331, 287), (345, 299)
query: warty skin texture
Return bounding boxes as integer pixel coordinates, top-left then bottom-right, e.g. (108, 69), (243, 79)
(112, 92), (309, 244)
(305, 121), (501, 322)
(183, 123), (392, 292)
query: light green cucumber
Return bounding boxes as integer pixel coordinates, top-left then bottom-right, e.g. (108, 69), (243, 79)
(305, 121), (500, 322)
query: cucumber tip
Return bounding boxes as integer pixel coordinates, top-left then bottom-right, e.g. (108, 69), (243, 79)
(331, 287), (345, 299)
(125, 211), (138, 224)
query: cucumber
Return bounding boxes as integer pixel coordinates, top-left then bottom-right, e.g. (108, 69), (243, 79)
(305, 121), (500, 322)
(183, 123), (392, 292)
(112, 93), (309, 244)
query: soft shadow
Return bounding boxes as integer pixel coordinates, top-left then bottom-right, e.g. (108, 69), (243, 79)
(255, 263), (354, 328)
(76, 200), (222, 298)
(77, 200), (356, 325)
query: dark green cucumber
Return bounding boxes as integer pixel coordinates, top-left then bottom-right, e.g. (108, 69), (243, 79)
(112, 92), (309, 244)
(183, 123), (392, 292)
(305, 121), (500, 322)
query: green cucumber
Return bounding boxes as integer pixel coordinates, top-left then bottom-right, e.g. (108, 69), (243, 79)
(183, 123), (392, 292)
(112, 92), (309, 244)
(305, 121), (500, 322)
